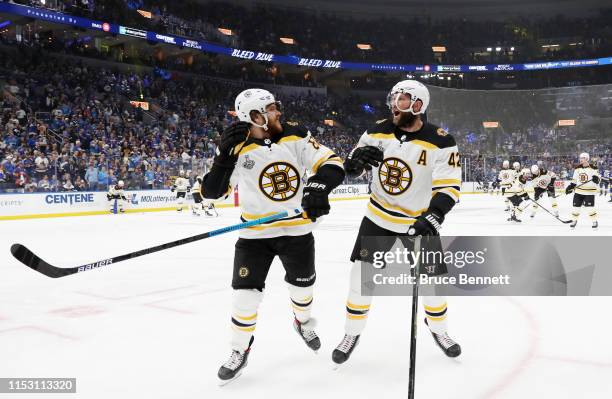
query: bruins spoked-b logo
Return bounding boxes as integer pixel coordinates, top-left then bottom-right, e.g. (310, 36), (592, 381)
(378, 157), (412, 195)
(259, 162), (300, 201)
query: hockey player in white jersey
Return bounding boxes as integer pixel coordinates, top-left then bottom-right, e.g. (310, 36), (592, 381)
(507, 168), (531, 223)
(498, 160), (514, 210)
(202, 89), (345, 383)
(107, 180), (127, 213)
(332, 80), (462, 366)
(566, 153), (600, 229)
(171, 170), (190, 212)
(529, 164), (559, 218)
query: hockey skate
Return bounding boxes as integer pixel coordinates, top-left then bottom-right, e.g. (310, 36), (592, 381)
(507, 213), (521, 223)
(218, 337), (254, 385)
(570, 220), (577, 228)
(332, 334), (360, 368)
(425, 319), (461, 358)
(293, 318), (321, 352)
(204, 203), (218, 217)
(593, 221), (598, 229)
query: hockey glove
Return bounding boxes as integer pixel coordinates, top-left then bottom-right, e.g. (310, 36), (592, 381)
(170, 187), (175, 192)
(345, 146), (384, 176)
(592, 175), (600, 184)
(106, 194), (112, 201)
(301, 178), (331, 221)
(565, 183), (576, 194)
(408, 210), (444, 236)
(217, 122), (251, 164)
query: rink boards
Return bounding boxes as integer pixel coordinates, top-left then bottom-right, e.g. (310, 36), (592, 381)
(0, 182), (566, 220)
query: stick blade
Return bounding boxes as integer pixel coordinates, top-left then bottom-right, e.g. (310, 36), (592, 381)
(10, 244), (73, 278)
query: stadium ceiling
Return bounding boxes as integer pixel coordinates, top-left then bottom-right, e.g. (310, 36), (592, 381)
(197, 0), (607, 19)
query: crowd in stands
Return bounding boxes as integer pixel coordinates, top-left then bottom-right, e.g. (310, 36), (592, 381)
(8, 0), (611, 66)
(1, 45), (611, 194)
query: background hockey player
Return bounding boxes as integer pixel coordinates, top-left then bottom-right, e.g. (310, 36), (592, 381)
(201, 89), (345, 383)
(332, 80), (462, 366)
(498, 160), (514, 210)
(171, 170), (190, 212)
(507, 167), (531, 223)
(529, 164), (558, 218)
(107, 180), (127, 213)
(191, 176), (218, 217)
(599, 166), (610, 200)
(566, 152), (600, 229)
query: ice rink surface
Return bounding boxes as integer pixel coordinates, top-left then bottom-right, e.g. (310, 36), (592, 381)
(1, 194), (612, 399)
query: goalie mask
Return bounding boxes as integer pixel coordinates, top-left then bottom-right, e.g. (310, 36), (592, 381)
(234, 89), (281, 131)
(386, 80), (430, 115)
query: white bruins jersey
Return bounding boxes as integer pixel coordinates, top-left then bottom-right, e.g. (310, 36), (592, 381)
(354, 119), (461, 233)
(205, 122), (343, 239)
(572, 164), (599, 195)
(498, 168), (516, 197)
(191, 178), (201, 194)
(531, 168), (553, 190)
(173, 177), (190, 192)
(509, 169), (529, 196)
(108, 185), (126, 198)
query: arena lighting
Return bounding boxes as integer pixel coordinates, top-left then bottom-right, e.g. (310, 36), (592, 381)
(0, 21), (10, 29)
(495, 47), (502, 52)
(357, 43), (372, 50)
(557, 119), (576, 126)
(432, 46), (446, 52)
(218, 28), (232, 36)
(482, 121), (500, 128)
(137, 10), (152, 19)
(280, 37), (295, 44)
(323, 119), (334, 126)
(486, 47), (492, 52)
(129, 101), (149, 110)
(541, 44), (560, 48)
(510, 47), (515, 51)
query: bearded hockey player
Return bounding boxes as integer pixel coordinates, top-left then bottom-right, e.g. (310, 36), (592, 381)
(566, 152), (600, 229)
(171, 170), (190, 212)
(529, 164), (558, 218)
(201, 89), (345, 384)
(332, 80), (462, 366)
(107, 180), (127, 213)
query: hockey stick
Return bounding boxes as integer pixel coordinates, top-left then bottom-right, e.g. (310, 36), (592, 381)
(551, 179), (594, 199)
(11, 209), (302, 278)
(408, 235), (422, 399)
(527, 198), (571, 223)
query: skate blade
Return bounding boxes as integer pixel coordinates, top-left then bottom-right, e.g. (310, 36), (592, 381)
(218, 371), (242, 386)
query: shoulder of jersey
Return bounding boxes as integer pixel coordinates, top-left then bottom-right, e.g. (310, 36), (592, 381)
(418, 123), (457, 149)
(280, 121), (309, 139)
(590, 163), (598, 170)
(364, 118), (395, 136)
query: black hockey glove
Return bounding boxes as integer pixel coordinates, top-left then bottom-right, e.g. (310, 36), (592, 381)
(565, 183), (576, 194)
(170, 187), (175, 192)
(345, 146), (384, 176)
(408, 210), (444, 236)
(301, 178), (331, 221)
(217, 122), (251, 164)
(592, 175), (600, 184)
(106, 194), (112, 201)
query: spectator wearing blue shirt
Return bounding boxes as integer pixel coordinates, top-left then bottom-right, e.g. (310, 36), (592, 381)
(84, 163), (99, 190)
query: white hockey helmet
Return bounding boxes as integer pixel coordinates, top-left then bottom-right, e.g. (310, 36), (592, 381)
(386, 80), (430, 115)
(117, 180), (124, 187)
(579, 152), (590, 162)
(234, 89), (278, 131)
(530, 164), (539, 175)
(513, 161), (521, 170)
(502, 160), (510, 168)
(522, 167), (531, 177)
